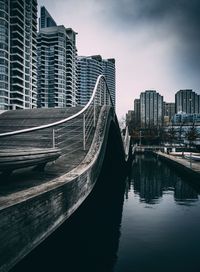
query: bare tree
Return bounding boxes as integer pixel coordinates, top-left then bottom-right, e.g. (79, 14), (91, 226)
(185, 124), (199, 147)
(167, 126), (176, 147)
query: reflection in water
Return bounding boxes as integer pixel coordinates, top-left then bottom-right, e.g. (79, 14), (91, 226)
(116, 154), (200, 272)
(174, 179), (198, 204)
(129, 154), (198, 205)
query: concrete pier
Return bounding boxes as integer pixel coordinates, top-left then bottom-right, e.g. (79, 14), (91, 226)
(156, 151), (200, 179)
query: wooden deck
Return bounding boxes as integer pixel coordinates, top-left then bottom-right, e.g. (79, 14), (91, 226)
(0, 107), (96, 207)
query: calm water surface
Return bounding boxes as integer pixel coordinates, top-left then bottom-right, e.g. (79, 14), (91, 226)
(12, 154), (200, 272)
(115, 155), (200, 272)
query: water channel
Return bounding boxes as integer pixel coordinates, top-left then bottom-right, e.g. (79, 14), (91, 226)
(11, 154), (200, 272)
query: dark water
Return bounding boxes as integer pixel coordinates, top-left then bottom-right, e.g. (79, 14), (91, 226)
(12, 154), (200, 272)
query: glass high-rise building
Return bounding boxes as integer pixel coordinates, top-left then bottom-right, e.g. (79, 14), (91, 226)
(77, 55), (102, 106)
(175, 89), (200, 114)
(140, 90), (163, 128)
(77, 55), (116, 107)
(37, 7), (77, 108)
(0, 0), (37, 110)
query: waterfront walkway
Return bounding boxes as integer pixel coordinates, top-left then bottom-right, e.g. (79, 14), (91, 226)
(156, 151), (200, 178)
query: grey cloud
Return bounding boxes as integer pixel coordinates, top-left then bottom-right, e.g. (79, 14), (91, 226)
(39, 0), (200, 92)
(100, 0), (200, 85)
(103, 0), (200, 29)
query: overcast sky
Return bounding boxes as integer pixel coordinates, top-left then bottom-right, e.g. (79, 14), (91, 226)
(38, 0), (200, 118)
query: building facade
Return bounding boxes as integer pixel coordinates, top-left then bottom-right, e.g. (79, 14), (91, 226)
(163, 102), (175, 125)
(77, 55), (102, 106)
(175, 89), (200, 114)
(37, 7), (77, 108)
(39, 6), (56, 30)
(163, 102), (175, 119)
(133, 98), (140, 128)
(102, 58), (115, 107)
(77, 55), (116, 107)
(0, 0), (37, 110)
(126, 110), (134, 132)
(140, 90), (163, 128)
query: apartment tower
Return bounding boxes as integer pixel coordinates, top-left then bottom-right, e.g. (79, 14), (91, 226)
(37, 7), (77, 108)
(0, 0), (37, 110)
(175, 89), (200, 114)
(140, 90), (163, 128)
(77, 55), (116, 107)
(77, 55), (102, 106)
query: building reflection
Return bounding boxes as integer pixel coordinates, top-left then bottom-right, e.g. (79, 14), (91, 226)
(128, 154), (199, 205)
(174, 179), (198, 204)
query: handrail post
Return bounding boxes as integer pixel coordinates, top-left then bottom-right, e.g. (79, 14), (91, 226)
(52, 128), (55, 148)
(104, 88), (106, 105)
(99, 87), (101, 105)
(83, 114), (86, 150)
(93, 99), (96, 128)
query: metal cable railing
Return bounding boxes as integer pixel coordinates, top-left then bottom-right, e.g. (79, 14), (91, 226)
(0, 75), (114, 157)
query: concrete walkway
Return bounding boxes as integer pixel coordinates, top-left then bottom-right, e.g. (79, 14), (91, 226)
(156, 151), (200, 178)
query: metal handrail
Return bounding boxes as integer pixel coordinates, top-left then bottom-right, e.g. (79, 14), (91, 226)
(0, 75), (114, 156)
(0, 75), (113, 137)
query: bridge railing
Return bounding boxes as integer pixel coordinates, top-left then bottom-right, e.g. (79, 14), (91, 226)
(0, 75), (114, 156)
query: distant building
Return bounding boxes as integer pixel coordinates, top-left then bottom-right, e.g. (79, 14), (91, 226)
(163, 102), (175, 119)
(126, 110), (134, 132)
(133, 99), (141, 128)
(140, 90), (163, 128)
(172, 113), (200, 124)
(175, 89), (200, 114)
(77, 55), (116, 107)
(0, 0), (37, 110)
(163, 102), (175, 125)
(37, 7), (77, 108)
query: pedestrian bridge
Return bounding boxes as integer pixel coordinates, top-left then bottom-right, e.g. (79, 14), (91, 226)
(0, 75), (131, 272)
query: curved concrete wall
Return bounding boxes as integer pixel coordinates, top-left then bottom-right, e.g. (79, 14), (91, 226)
(0, 106), (126, 272)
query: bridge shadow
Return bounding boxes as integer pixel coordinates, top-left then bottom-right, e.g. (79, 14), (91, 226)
(11, 122), (129, 272)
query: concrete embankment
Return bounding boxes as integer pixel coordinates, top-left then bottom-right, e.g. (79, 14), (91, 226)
(155, 151), (200, 179)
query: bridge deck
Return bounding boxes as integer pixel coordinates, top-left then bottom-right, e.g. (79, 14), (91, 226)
(0, 78), (123, 272)
(0, 150), (87, 206)
(0, 107), (97, 208)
